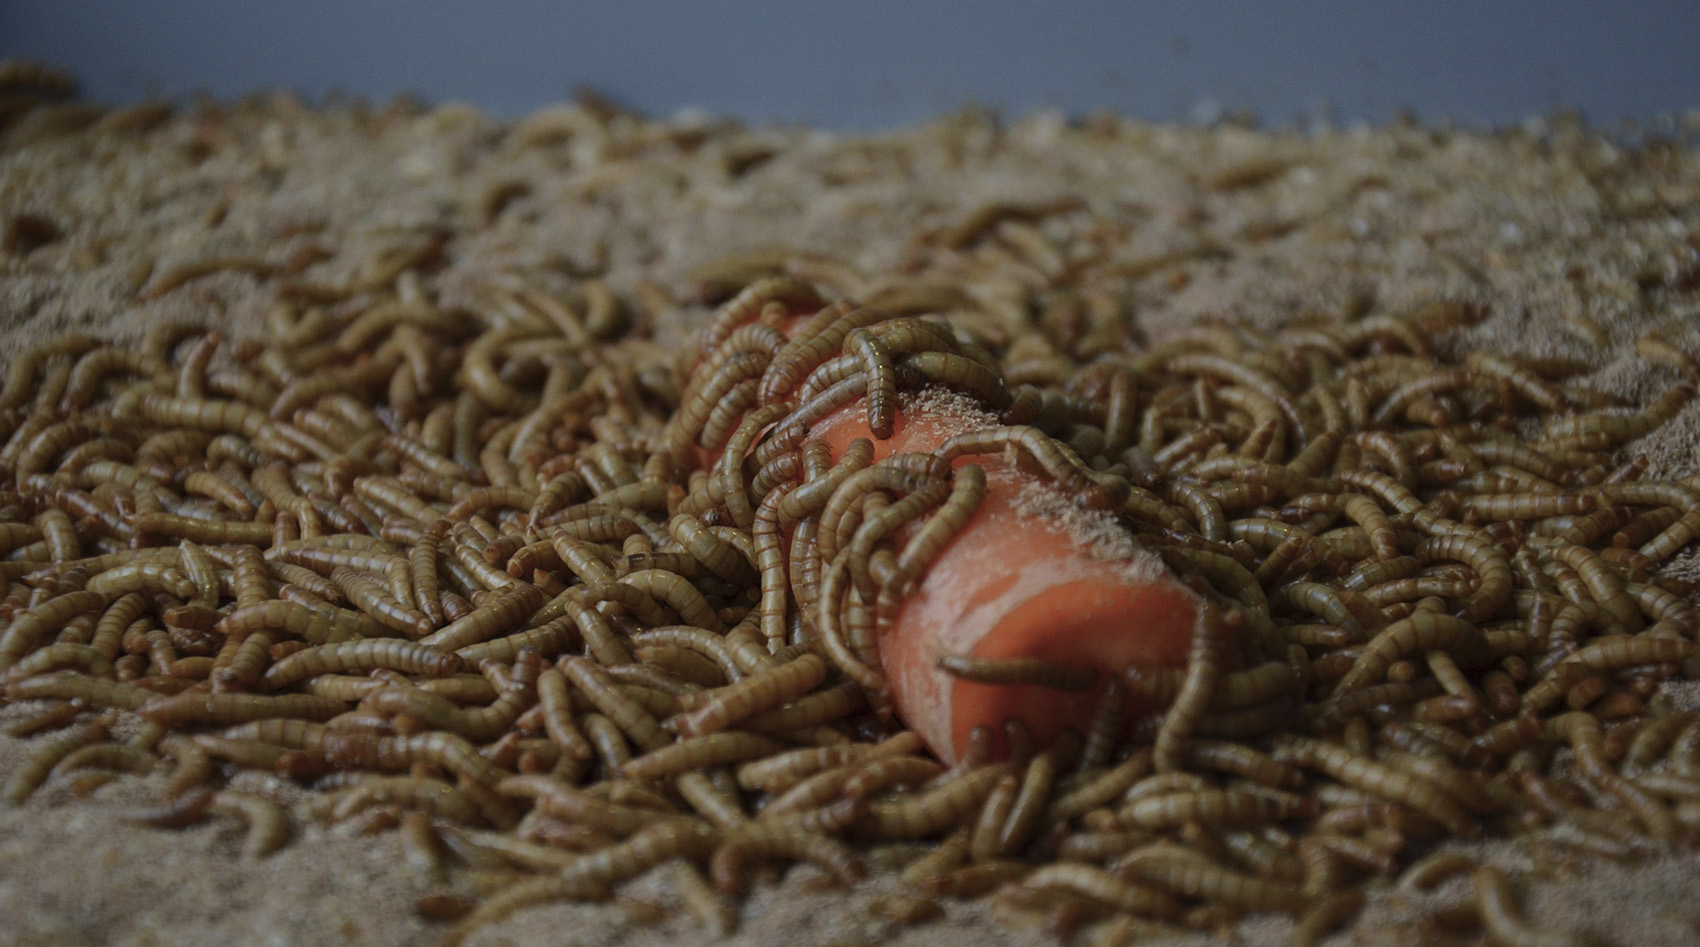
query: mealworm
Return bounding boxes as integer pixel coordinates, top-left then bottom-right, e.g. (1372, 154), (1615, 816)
(861, 764), (1009, 840)
(1332, 612), (1491, 696)
(140, 691), (346, 728)
(1273, 736), (1478, 836)
(935, 654), (1098, 692)
(557, 818), (721, 889)
(1548, 712), (1676, 845)
(1154, 603), (1226, 773)
(2, 720), (110, 805)
(0, 642), (113, 684)
(1117, 844), (1308, 914)
(5, 671), (156, 712)
(1018, 863), (1181, 921)
(418, 581), (542, 650)
(555, 656), (669, 752)
(260, 640), (461, 690)
(675, 653), (826, 738)
(711, 823), (865, 895)
(0, 590), (107, 673)
(738, 680), (865, 735)
(987, 743), (1061, 857)
(1474, 865), (1585, 947)
(206, 790), (292, 859)
(330, 775), (480, 825)
(53, 742), (159, 778)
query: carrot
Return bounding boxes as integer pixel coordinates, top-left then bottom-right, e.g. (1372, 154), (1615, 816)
(806, 397), (1202, 762)
(696, 304), (1205, 764)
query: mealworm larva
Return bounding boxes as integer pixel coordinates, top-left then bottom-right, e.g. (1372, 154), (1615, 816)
(498, 775), (661, 838)
(0, 642), (113, 684)
(558, 818), (721, 889)
(1396, 848), (1478, 891)
(676, 653), (827, 737)
(620, 732), (787, 782)
(616, 568), (725, 632)
(331, 774), (481, 825)
(711, 822), (865, 895)
(1550, 543), (1642, 631)
(1049, 749), (1155, 823)
(556, 656), (669, 752)
(997, 742), (1065, 856)
(1182, 741), (1302, 789)
(0, 699), (81, 738)
(1273, 736), (1478, 837)
(437, 870), (614, 947)
(208, 790), (291, 859)
(935, 654), (1098, 692)
(1548, 712), (1676, 845)
(1154, 604), (1227, 773)
(1332, 612), (1490, 696)
(53, 741), (159, 778)
(1018, 863), (1182, 921)
(736, 731), (924, 795)
(260, 639), (461, 690)
(139, 691), (346, 728)
(2, 720), (110, 805)
(1474, 865), (1585, 947)
(939, 424), (1113, 505)
(861, 764), (1009, 840)
(1626, 711), (1699, 771)
(1117, 844), (1309, 914)
(969, 771), (1020, 862)
(844, 478), (949, 601)
(736, 680), (866, 735)
(667, 771), (748, 832)
(1121, 787), (1314, 830)
(5, 670), (156, 712)
(0, 590), (107, 673)
(658, 858), (736, 937)
(1464, 715), (1544, 768)
(418, 581), (543, 650)
(533, 667), (593, 762)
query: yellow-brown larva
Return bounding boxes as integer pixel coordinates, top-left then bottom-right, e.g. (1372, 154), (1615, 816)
(619, 732), (788, 782)
(1273, 737), (1479, 837)
(555, 656), (670, 753)
(1016, 863), (1182, 921)
(860, 764), (1009, 840)
(207, 791), (292, 859)
(710, 822), (865, 895)
(934, 654), (1097, 692)
(418, 581), (544, 651)
(1115, 844), (1310, 914)
(1153, 603), (1229, 773)
(1473, 865), (1586, 947)
(259, 639), (461, 690)
(2, 720), (111, 805)
(1331, 612), (1490, 697)
(675, 653), (827, 737)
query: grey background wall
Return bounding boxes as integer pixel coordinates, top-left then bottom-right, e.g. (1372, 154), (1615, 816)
(3, 1), (1697, 130)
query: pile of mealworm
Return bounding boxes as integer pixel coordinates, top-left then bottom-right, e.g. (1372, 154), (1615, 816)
(4, 67), (1700, 947)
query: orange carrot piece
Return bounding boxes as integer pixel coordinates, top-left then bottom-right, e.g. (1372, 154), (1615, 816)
(699, 308), (1204, 763)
